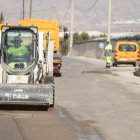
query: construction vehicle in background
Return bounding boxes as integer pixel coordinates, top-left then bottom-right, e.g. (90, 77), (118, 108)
(19, 18), (68, 77)
(0, 25), (55, 108)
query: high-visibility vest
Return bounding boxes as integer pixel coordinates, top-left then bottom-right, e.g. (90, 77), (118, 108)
(8, 45), (29, 56)
(7, 45), (29, 69)
(104, 44), (112, 56)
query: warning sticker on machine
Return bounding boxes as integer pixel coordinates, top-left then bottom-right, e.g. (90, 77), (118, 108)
(13, 94), (29, 99)
(14, 89), (23, 92)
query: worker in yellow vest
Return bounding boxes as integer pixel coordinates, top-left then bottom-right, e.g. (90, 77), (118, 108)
(104, 41), (112, 68)
(7, 36), (29, 69)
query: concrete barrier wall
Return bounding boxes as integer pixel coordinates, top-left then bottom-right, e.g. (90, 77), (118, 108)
(68, 39), (140, 60)
(68, 40), (119, 60)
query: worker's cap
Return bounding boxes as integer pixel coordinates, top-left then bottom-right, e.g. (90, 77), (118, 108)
(106, 40), (109, 43)
(13, 36), (23, 43)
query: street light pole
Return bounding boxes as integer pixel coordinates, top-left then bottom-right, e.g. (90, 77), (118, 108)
(107, 0), (111, 42)
(70, 0), (74, 48)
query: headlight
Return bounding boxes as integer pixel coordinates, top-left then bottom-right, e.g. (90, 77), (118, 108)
(1, 26), (10, 33)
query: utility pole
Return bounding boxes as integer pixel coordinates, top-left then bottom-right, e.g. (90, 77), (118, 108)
(53, 7), (56, 20)
(23, 0), (24, 20)
(70, 0), (74, 48)
(29, 0), (32, 18)
(107, 0), (111, 42)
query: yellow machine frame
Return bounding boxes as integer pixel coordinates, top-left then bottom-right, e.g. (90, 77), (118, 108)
(19, 18), (59, 52)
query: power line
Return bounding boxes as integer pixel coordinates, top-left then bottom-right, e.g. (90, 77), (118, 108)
(75, 0), (99, 13)
(4, 10), (52, 17)
(62, 0), (71, 21)
(5, 14), (20, 17)
(4, 12), (20, 15)
(4, 10), (20, 13)
(11, 0), (22, 18)
(4, 8), (53, 14)
(55, 10), (61, 21)
(31, 8), (53, 13)
(3, 8), (53, 16)
(91, 11), (140, 19)
(11, 0), (21, 9)
(5, 10), (139, 18)
(32, 10), (53, 16)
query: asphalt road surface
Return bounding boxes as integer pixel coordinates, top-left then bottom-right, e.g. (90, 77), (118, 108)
(1, 56), (140, 140)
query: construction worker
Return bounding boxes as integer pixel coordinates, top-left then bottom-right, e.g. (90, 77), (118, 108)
(104, 41), (112, 68)
(7, 36), (29, 69)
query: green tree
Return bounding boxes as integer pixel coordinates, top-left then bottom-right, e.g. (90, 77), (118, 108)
(73, 32), (107, 43)
(99, 33), (107, 37)
(80, 32), (90, 41)
(91, 35), (98, 39)
(73, 32), (82, 43)
(91, 33), (107, 40)
(0, 11), (4, 24)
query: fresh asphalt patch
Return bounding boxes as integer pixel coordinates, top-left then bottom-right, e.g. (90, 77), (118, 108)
(81, 70), (119, 76)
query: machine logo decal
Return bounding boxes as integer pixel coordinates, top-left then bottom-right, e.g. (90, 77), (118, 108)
(13, 94), (29, 99)
(5, 93), (12, 98)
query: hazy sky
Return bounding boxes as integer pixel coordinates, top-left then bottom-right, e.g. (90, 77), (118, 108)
(0, 0), (140, 32)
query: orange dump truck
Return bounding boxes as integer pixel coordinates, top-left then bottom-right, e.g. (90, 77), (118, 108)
(19, 18), (62, 76)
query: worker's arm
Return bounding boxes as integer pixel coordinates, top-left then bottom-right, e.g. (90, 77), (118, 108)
(109, 44), (112, 56)
(22, 46), (29, 55)
(7, 47), (12, 54)
(109, 49), (112, 56)
(102, 47), (105, 53)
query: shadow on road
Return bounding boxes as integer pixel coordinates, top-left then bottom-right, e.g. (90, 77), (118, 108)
(112, 65), (134, 67)
(0, 105), (49, 111)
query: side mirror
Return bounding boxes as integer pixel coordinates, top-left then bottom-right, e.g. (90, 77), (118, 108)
(64, 27), (68, 32)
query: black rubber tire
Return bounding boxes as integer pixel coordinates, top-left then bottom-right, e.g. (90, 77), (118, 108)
(57, 73), (61, 77)
(54, 73), (61, 77)
(113, 63), (117, 67)
(133, 63), (136, 67)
